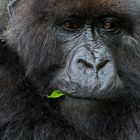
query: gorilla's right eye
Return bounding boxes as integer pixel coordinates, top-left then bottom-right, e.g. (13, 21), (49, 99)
(62, 19), (83, 31)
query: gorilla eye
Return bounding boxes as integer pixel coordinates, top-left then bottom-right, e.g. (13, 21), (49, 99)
(62, 20), (83, 31)
(98, 18), (118, 32)
(101, 22), (114, 29)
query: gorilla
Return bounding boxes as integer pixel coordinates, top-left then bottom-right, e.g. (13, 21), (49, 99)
(0, 0), (140, 140)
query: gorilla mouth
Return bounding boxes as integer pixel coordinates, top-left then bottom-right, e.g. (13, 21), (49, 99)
(47, 89), (102, 102)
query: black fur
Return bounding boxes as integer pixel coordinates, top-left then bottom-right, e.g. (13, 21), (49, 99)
(0, 0), (140, 140)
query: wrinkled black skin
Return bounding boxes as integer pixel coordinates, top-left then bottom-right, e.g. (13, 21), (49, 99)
(0, 0), (140, 140)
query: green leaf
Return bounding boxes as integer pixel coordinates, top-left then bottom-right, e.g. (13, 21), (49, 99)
(48, 90), (65, 99)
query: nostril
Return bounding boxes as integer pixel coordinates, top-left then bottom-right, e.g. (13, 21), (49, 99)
(77, 59), (93, 69)
(96, 59), (110, 71)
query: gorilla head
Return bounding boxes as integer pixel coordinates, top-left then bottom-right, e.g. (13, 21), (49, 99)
(3, 0), (140, 139)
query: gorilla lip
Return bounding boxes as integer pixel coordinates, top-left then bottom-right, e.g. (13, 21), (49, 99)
(47, 89), (98, 101)
(52, 89), (103, 101)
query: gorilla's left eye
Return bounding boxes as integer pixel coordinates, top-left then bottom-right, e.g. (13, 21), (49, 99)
(62, 19), (83, 31)
(98, 18), (118, 32)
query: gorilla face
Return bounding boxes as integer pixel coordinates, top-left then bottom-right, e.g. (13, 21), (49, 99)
(6, 0), (140, 139)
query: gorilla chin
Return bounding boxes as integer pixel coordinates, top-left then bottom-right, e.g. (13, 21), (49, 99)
(59, 92), (125, 140)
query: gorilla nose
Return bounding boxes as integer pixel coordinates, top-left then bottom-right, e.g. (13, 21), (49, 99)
(70, 47), (111, 75)
(76, 58), (110, 74)
(69, 47), (114, 88)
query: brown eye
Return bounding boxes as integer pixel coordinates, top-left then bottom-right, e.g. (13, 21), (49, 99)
(99, 20), (118, 31)
(102, 22), (114, 29)
(62, 20), (82, 31)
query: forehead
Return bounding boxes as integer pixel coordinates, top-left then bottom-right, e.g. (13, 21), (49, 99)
(48, 0), (133, 11)
(32, 0), (139, 19)
(51, 0), (123, 8)
(45, 0), (138, 16)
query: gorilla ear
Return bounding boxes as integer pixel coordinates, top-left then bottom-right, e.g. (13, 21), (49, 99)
(7, 0), (19, 20)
